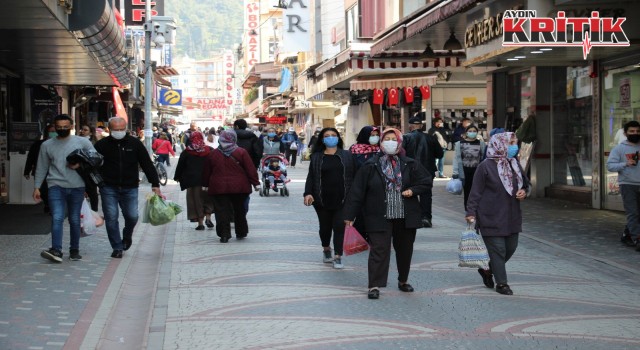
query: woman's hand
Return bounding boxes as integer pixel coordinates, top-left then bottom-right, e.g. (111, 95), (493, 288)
(516, 189), (526, 200)
(344, 220), (353, 226)
(465, 216), (475, 223)
(401, 189), (413, 198)
(304, 195), (315, 206)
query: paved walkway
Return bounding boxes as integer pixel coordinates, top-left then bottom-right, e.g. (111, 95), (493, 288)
(1, 155), (640, 349)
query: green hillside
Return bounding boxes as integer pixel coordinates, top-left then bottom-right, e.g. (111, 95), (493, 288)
(166, 0), (243, 59)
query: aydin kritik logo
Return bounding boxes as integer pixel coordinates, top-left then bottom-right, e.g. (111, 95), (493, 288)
(502, 10), (630, 59)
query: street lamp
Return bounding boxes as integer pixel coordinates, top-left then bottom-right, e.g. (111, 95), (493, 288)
(143, 0), (153, 154)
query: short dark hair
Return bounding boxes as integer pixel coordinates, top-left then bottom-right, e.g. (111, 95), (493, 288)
(465, 124), (478, 132)
(312, 127), (344, 153)
(234, 119), (248, 129)
(624, 120), (640, 133)
(54, 114), (73, 124)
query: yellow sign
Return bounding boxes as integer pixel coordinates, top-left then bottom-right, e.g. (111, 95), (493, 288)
(463, 97), (477, 106)
(161, 89), (182, 105)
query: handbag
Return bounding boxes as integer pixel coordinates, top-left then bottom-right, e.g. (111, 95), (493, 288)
(343, 225), (369, 256)
(458, 225), (490, 270)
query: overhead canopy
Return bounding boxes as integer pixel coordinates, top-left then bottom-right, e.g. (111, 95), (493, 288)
(350, 75), (436, 91)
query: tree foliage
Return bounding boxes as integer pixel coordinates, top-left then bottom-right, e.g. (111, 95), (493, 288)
(166, 0), (243, 59)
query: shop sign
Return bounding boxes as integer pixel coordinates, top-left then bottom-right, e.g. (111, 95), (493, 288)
(223, 50), (235, 107)
(194, 97), (227, 111)
(117, 0), (164, 26)
(281, 0), (310, 52)
(465, 6), (524, 48)
(244, 0), (261, 72)
(463, 97), (478, 106)
(619, 78), (631, 108)
(502, 10), (630, 59)
(266, 116), (287, 124)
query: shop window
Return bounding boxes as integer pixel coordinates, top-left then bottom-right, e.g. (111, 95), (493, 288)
(551, 66), (593, 187)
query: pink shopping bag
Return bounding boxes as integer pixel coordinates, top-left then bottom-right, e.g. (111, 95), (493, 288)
(343, 225), (369, 256)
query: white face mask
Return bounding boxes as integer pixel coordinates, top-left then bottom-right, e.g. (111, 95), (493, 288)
(111, 130), (126, 140)
(381, 140), (399, 155)
(369, 135), (380, 145)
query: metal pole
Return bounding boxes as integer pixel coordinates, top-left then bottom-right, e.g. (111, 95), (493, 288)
(144, 0), (153, 154)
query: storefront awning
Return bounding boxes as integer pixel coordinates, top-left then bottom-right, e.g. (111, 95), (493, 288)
(350, 75), (437, 91)
(349, 53), (462, 70)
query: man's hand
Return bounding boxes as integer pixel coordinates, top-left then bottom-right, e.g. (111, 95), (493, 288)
(254, 185), (261, 192)
(465, 216), (475, 223)
(344, 220), (353, 226)
(304, 195), (314, 206)
(152, 187), (164, 199)
(33, 188), (41, 203)
(67, 162), (80, 170)
(627, 158), (637, 167)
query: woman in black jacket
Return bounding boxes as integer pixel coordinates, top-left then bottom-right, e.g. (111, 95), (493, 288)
(174, 131), (214, 230)
(344, 128), (432, 299)
(303, 127), (356, 270)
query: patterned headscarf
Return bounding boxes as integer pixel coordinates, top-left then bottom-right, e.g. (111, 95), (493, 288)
(486, 132), (523, 195)
(350, 126), (380, 155)
(217, 130), (239, 157)
(379, 128), (403, 191)
(185, 131), (210, 157)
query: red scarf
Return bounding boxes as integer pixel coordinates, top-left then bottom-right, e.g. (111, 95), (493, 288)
(186, 131), (210, 157)
(349, 143), (379, 155)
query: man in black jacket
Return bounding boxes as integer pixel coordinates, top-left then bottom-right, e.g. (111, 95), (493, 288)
(403, 117), (444, 228)
(94, 117), (162, 258)
(233, 119), (261, 169)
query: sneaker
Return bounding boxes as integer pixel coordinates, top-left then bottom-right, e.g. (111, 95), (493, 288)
(621, 232), (636, 247)
(323, 250), (333, 263)
(333, 257), (344, 269)
(111, 250), (123, 258)
(69, 249), (82, 261)
(41, 248), (63, 263)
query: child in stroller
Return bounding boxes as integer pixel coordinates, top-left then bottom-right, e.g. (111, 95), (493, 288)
(264, 158), (290, 191)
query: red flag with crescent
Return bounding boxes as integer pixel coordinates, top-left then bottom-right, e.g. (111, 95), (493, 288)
(372, 88), (384, 105)
(404, 87), (414, 103)
(388, 88), (399, 105)
(420, 85), (431, 100)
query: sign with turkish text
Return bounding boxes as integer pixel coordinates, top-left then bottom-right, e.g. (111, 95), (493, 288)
(244, 0), (260, 73)
(502, 9), (630, 59)
(266, 116), (287, 124)
(223, 50), (235, 107)
(117, 0), (165, 27)
(193, 97), (227, 111)
(281, 0), (310, 52)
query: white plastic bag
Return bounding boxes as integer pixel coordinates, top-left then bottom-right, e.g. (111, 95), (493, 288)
(80, 199), (104, 236)
(446, 178), (463, 195)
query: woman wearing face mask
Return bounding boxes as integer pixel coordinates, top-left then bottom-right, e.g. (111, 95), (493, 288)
(344, 128), (432, 299)
(452, 124), (486, 210)
(304, 128), (356, 269)
(260, 127), (285, 156)
(465, 132), (528, 296)
(349, 126), (380, 170)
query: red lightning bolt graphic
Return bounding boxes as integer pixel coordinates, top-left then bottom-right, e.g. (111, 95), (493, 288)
(582, 32), (593, 60)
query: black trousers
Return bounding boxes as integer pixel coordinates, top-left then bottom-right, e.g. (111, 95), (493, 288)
(285, 148), (297, 166)
(482, 234), (519, 285)
(462, 167), (477, 211)
(418, 186), (432, 221)
(40, 180), (49, 210)
(368, 219), (416, 288)
(211, 194), (249, 238)
(313, 205), (345, 256)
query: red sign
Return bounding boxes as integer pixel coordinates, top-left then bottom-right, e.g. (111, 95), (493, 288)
(193, 97), (227, 111)
(244, 0), (260, 71)
(266, 116), (287, 124)
(116, 0), (164, 26)
(223, 50), (235, 106)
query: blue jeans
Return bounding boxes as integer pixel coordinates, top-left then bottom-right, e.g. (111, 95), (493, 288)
(100, 186), (139, 250)
(436, 149), (446, 176)
(620, 184), (640, 240)
(48, 186), (85, 251)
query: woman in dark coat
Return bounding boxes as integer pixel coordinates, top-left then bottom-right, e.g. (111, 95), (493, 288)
(465, 132), (528, 296)
(303, 127), (356, 269)
(202, 130), (260, 243)
(349, 126), (380, 170)
(174, 131), (214, 231)
(344, 128), (432, 299)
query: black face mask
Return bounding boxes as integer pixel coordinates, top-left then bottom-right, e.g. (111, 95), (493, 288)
(628, 134), (640, 143)
(56, 129), (71, 138)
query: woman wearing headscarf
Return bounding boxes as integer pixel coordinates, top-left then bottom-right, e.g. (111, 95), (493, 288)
(304, 127), (356, 269)
(344, 128), (432, 299)
(452, 124), (486, 210)
(202, 130), (260, 243)
(349, 126), (380, 170)
(465, 132), (528, 296)
(174, 131), (215, 231)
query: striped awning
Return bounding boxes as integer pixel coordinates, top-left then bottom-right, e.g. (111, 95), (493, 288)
(348, 52), (462, 70)
(155, 66), (179, 76)
(350, 75), (436, 91)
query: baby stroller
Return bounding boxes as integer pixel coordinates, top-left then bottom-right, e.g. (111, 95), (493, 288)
(259, 154), (290, 197)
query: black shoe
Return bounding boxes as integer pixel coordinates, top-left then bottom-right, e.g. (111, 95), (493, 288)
(205, 219), (214, 228)
(111, 250), (123, 258)
(398, 283), (414, 292)
(236, 234), (247, 240)
(621, 233), (636, 247)
(41, 248), (63, 263)
(368, 288), (380, 299)
(123, 236), (132, 251)
(421, 218), (432, 228)
(496, 284), (513, 295)
(195, 225), (205, 231)
(69, 249), (82, 261)
(478, 268), (494, 288)
(220, 237), (229, 243)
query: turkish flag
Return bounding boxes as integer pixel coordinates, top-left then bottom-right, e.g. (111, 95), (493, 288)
(404, 87), (414, 103)
(372, 88), (384, 105)
(388, 88), (399, 105)
(420, 85), (431, 100)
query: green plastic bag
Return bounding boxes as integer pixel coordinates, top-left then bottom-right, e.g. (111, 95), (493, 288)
(148, 195), (176, 226)
(167, 201), (182, 215)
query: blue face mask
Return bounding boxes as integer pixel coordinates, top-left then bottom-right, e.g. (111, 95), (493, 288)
(507, 144), (519, 158)
(323, 136), (339, 148)
(267, 132), (276, 138)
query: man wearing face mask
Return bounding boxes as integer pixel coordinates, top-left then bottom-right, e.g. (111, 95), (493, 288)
(94, 117), (162, 259)
(403, 117), (444, 228)
(34, 115), (96, 262)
